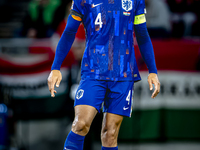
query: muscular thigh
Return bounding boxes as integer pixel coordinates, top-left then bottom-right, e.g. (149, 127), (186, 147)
(74, 105), (98, 125)
(72, 105), (98, 136)
(102, 113), (123, 131)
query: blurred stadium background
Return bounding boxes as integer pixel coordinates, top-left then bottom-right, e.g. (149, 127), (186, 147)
(0, 0), (200, 150)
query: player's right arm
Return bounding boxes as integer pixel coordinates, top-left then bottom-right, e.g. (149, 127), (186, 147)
(48, 9), (83, 97)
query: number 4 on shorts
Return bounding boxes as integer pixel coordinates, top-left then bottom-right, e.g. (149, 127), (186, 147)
(126, 90), (131, 105)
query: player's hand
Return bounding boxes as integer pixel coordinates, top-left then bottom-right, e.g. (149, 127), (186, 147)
(148, 73), (160, 99)
(47, 70), (62, 97)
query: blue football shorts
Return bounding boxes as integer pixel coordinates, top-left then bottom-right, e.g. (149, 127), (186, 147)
(74, 78), (134, 117)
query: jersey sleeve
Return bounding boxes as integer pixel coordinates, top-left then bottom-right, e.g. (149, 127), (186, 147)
(70, 0), (84, 22)
(135, 0), (146, 15)
(51, 15), (81, 70)
(134, 0), (146, 25)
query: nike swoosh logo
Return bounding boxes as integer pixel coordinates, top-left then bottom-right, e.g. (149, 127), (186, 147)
(92, 3), (103, 8)
(123, 106), (129, 110)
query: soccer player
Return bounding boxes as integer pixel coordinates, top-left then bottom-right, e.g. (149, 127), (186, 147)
(47, 0), (160, 150)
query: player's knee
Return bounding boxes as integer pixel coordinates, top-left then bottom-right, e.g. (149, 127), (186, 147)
(101, 126), (116, 138)
(72, 120), (90, 135)
(101, 124), (119, 143)
(101, 120), (122, 146)
(101, 128), (117, 146)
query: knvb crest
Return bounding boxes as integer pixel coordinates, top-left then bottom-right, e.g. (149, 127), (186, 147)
(76, 89), (84, 100)
(122, 0), (132, 11)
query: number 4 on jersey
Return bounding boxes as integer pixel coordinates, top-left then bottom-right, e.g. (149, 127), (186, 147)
(95, 13), (103, 28)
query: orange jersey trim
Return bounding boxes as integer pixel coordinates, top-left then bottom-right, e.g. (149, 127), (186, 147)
(71, 15), (82, 21)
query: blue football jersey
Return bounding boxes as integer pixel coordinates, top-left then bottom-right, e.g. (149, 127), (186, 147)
(71, 0), (146, 81)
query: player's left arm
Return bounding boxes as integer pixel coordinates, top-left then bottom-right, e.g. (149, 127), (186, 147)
(134, 14), (160, 98)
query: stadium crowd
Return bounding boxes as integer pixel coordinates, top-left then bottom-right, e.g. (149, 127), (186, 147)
(19, 0), (200, 39)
